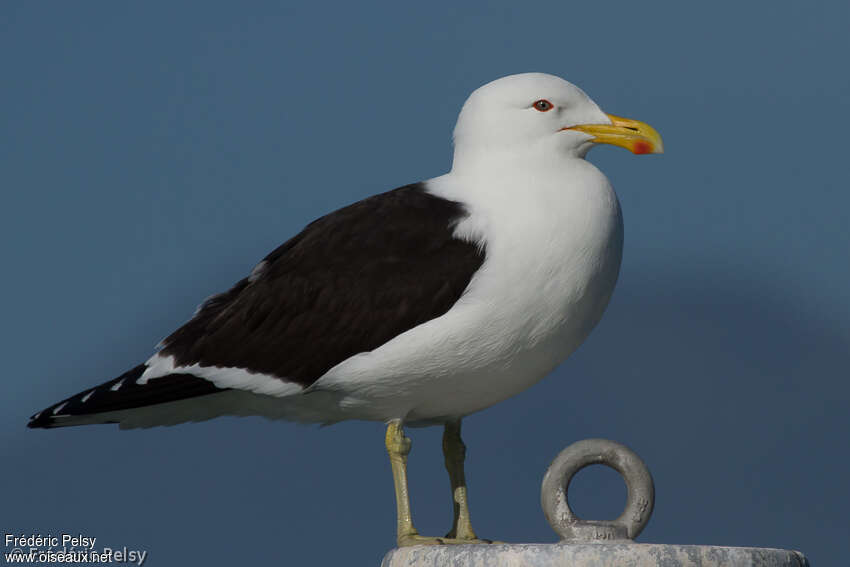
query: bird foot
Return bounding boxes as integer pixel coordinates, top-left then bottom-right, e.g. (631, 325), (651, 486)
(397, 534), (495, 546)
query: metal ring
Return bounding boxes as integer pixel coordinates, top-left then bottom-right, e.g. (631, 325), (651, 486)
(541, 438), (654, 542)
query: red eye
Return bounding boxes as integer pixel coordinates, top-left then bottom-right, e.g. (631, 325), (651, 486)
(533, 99), (553, 112)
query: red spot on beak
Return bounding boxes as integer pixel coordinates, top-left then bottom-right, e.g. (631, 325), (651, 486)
(633, 140), (652, 155)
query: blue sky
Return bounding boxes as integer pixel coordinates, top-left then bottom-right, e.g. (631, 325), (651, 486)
(3, 2), (848, 565)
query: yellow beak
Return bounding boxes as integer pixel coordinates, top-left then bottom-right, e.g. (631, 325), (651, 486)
(565, 114), (664, 155)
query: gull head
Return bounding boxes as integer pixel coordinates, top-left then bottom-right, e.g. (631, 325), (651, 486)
(452, 73), (662, 167)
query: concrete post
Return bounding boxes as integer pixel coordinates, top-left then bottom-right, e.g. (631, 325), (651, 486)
(381, 439), (810, 567)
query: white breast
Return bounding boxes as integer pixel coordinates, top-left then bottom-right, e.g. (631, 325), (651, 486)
(314, 157), (623, 423)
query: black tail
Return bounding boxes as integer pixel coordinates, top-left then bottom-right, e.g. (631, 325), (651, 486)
(28, 364), (226, 429)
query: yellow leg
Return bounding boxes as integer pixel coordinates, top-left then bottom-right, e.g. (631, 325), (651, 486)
(443, 420), (480, 540)
(385, 419), (493, 547)
(385, 420), (418, 543)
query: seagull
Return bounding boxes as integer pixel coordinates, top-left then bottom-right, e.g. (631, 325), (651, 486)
(28, 73), (662, 546)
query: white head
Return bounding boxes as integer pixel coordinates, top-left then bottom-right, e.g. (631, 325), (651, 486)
(452, 73), (662, 171)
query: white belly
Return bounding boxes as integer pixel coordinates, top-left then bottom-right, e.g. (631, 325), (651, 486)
(313, 160), (623, 423)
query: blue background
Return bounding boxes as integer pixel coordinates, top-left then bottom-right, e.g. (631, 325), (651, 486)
(3, 2), (848, 565)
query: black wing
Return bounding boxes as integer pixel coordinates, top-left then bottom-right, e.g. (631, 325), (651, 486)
(159, 182), (485, 386)
(28, 182), (485, 428)
(28, 364), (225, 428)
